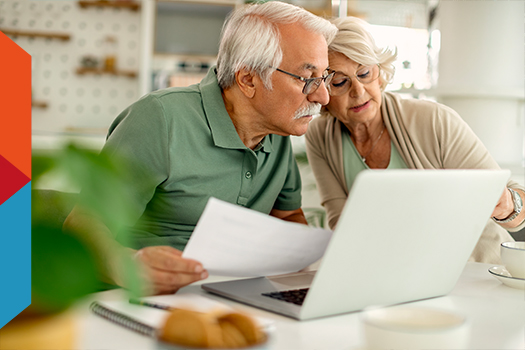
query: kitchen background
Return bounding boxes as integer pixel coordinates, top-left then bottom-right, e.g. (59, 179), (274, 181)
(1, 0), (523, 237)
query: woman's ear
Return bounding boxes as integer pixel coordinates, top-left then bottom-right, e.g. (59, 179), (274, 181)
(235, 69), (256, 98)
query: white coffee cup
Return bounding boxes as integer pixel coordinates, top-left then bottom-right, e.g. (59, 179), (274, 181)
(361, 306), (469, 350)
(501, 241), (525, 279)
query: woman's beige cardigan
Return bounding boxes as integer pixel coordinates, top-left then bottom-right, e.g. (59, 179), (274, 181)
(305, 92), (524, 264)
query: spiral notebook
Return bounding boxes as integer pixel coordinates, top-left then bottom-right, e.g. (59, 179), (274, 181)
(90, 293), (274, 335)
(90, 301), (158, 337)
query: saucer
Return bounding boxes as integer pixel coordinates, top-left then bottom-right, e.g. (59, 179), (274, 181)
(488, 266), (525, 289)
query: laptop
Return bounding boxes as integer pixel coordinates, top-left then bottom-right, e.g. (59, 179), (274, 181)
(202, 169), (510, 320)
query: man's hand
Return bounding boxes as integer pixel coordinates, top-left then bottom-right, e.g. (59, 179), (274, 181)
(134, 246), (208, 295)
(270, 207), (308, 225)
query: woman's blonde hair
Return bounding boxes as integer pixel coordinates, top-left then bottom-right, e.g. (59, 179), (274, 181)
(328, 16), (397, 91)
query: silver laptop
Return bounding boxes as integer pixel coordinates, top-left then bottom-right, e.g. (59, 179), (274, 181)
(202, 169), (510, 320)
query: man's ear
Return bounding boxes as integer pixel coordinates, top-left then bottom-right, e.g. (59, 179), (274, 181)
(235, 69), (257, 98)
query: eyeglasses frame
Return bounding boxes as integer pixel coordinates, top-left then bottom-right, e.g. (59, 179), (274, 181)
(328, 64), (382, 96)
(270, 66), (335, 95)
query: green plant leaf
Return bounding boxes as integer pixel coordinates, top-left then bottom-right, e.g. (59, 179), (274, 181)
(31, 143), (143, 311)
(55, 144), (136, 235)
(31, 224), (100, 314)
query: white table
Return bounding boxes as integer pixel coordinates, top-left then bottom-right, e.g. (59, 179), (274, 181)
(76, 263), (525, 349)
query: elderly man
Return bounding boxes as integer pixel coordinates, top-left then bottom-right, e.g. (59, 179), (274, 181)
(64, 1), (337, 294)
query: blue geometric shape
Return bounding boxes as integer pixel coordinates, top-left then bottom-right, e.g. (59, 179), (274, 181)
(0, 182), (31, 328)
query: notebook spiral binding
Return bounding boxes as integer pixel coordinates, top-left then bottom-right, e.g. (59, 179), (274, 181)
(90, 301), (158, 338)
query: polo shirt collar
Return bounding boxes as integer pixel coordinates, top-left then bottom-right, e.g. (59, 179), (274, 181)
(200, 67), (273, 153)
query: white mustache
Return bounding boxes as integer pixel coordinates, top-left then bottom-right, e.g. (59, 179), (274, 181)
(294, 103), (322, 119)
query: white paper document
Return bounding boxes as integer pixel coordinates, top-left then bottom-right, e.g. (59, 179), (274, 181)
(182, 198), (332, 277)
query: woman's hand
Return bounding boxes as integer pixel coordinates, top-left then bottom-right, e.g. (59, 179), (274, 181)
(492, 188), (514, 220)
(492, 187), (525, 229)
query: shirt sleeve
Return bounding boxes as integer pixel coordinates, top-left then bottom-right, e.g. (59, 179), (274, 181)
(97, 94), (171, 225)
(272, 138), (303, 211)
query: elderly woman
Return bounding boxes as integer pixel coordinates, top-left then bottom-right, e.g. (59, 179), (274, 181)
(305, 16), (525, 264)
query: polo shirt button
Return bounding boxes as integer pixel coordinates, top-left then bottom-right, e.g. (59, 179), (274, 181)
(245, 171), (252, 179)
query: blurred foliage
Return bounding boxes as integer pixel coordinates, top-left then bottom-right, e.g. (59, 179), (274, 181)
(31, 224), (99, 314)
(304, 207), (326, 228)
(33, 144), (136, 235)
(31, 144), (141, 315)
(294, 151), (309, 165)
(294, 151), (327, 227)
(295, 151), (317, 192)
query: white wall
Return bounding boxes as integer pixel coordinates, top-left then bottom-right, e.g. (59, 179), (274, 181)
(10, 0), (524, 190)
(436, 1), (525, 174)
(0, 0), (142, 135)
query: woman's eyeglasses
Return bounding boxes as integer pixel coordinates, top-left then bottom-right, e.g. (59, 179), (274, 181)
(327, 64), (381, 96)
(270, 67), (335, 95)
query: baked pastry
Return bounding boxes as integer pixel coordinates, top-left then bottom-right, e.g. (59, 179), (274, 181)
(218, 313), (265, 345)
(159, 308), (266, 349)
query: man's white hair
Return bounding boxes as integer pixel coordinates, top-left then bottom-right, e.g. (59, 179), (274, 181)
(216, 1), (338, 90)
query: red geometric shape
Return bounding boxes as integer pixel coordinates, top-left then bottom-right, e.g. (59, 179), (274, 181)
(0, 31), (32, 179)
(0, 154), (30, 206)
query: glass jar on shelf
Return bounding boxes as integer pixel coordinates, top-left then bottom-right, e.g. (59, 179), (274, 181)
(103, 35), (117, 73)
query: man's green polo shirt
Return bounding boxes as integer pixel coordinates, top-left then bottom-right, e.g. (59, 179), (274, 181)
(101, 68), (302, 251)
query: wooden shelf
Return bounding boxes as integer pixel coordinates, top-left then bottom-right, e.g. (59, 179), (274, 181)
(64, 126), (109, 135)
(0, 28), (70, 41)
(32, 101), (49, 109)
(78, 1), (140, 11)
(76, 67), (137, 78)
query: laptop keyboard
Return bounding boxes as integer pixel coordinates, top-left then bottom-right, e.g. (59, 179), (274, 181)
(261, 288), (309, 306)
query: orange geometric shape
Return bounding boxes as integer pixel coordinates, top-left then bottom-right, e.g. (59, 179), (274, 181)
(0, 31), (32, 179)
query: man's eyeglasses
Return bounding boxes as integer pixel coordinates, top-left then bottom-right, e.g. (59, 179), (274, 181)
(271, 67), (335, 95)
(327, 64), (381, 96)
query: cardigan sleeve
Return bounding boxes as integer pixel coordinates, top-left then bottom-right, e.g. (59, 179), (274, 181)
(433, 102), (525, 232)
(384, 91), (525, 232)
